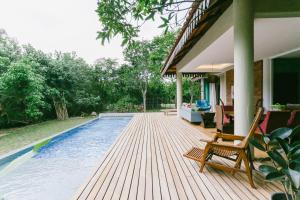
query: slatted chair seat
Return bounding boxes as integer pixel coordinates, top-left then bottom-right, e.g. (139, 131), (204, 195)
(184, 146), (238, 162)
(183, 108), (263, 189)
(212, 147), (238, 158)
(184, 147), (206, 162)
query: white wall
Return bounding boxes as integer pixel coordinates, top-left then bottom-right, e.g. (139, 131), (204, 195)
(263, 59), (273, 111)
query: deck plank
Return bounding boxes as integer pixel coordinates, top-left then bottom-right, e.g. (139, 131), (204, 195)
(168, 117), (279, 200)
(111, 115), (144, 200)
(149, 114), (162, 200)
(91, 116), (139, 200)
(74, 113), (283, 200)
(100, 114), (144, 200)
(74, 116), (138, 200)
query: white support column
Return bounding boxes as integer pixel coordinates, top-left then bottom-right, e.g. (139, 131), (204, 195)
(200, 78), (205, 100)
(233, 0), (254, 136)
(263, 59), (273, 111)
(220, 74), (226, 104)
(176, 70), (183, 116)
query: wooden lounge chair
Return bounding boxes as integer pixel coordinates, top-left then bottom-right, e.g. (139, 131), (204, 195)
(184, 108), (263, 188)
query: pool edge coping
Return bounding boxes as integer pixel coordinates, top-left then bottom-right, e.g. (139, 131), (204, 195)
(0, 117), (99, 164)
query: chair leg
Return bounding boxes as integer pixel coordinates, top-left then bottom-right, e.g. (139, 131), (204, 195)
(196, 161), (205, 173)
(233, 155), (243, 175)
(199, 147), (210, 172)
(199, 162), (205, 172)
(241, 152), (256, 189)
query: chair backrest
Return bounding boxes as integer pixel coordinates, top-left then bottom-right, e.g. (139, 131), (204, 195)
(288, 110), (300, 128)
(215, 103), (234, 131)
(255, 99), (263, 113)
(219, 98), (225, 106)
(266, 111), (291, 133)
(219, 98), (234, 112)
(238, 108), (264, 148)
(215, 105), (223, 131)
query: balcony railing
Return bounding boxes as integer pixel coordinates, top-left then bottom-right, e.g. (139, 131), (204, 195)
(163, 0), (211, 74)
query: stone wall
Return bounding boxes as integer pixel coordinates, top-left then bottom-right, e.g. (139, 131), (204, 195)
(225, 69), (234, 105)
(254, 60), (263, 107)
(225, 60), (263, 106)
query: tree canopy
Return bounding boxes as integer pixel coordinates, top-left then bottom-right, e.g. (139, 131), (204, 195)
(0, 59), (45, 124)
(96, 0), (195, 44)
(0, 29), (200, 129)
(0, 30), (184, 128)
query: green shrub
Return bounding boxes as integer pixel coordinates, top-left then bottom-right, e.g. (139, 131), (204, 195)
(250, 126), (300, 200)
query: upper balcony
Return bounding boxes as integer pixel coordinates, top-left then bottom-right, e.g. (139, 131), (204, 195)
(161, 0), (232, 76)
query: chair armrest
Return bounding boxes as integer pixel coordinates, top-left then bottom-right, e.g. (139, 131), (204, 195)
(216, 133), (245, 141)
(199, 133), (218, 143)
(210, 142), (244, 150)
(199, 138), (215, 143)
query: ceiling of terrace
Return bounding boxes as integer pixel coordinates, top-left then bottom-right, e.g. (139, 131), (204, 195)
(180, 17), (300, 73)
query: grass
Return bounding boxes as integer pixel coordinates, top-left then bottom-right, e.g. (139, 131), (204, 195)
(0, 116), (96, 156)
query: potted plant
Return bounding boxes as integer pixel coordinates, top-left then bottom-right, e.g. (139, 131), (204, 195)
(250, 126), (300, 200)
(271, 103), (286, 111)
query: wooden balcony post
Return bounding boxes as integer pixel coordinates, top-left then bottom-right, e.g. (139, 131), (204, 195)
(233, 0), (254, 136)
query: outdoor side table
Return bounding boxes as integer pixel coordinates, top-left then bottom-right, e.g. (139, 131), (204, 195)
(200, 112), (215, 128)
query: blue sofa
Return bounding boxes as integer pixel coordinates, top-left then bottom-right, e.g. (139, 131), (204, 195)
(179, 106), (203, 123)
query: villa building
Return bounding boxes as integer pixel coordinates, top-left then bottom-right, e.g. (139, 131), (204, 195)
(161, 0), (300, 136)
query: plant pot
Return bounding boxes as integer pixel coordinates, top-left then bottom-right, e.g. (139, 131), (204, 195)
(271, 192), (292, 200)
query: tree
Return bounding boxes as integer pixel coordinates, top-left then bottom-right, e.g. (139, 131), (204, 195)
(183, 78), (200, 104)
(46, 52), (97, 120)
(0, 29), (21, 75)
(0, 29), (178, 128)
(96, 0), (195, 44)
(123, 40), (154, 112)
(0, 59), (45, 126)
(123, 32), (176, 112)
(94, 58), (119, 105)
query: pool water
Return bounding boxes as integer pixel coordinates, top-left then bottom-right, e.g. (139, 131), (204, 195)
(0, 116), (132, 200)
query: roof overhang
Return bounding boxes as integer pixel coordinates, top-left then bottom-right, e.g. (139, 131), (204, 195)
(179, 17), (300, 73)
(162, 0), (300, 75)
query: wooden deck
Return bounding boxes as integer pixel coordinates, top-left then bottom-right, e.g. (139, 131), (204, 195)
(74, 113), (282, 200)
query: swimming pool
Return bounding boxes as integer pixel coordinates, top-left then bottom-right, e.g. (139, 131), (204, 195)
(0, 116), (132, 200)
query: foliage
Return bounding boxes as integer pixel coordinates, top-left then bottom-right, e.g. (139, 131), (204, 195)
(46, 52), (100, 119)
(0, 29), (188, 128)
(0, 29), (21, 74)
(271, 103), (287, 111)
(250, 127), (300, 200)
(123, 31), (176, 111)
(183, 78), (200, 104)
(33, 139), (51, 153)
(96, 0), (195, 44)
(0, 59), (45, 126)
(107, 96), (141, 112)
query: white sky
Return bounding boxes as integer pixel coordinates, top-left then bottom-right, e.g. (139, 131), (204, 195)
(0, 0), (163, 64)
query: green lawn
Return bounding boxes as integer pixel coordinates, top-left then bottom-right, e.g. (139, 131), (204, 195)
(0, 117), (96, 156)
